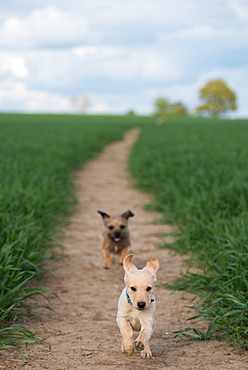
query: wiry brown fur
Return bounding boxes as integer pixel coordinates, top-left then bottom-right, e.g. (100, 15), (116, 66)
(97, 210), (134, 268)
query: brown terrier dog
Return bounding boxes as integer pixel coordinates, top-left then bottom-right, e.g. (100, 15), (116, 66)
(97, 210), (134, 268)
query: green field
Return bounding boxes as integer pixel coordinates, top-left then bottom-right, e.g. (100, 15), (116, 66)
(1, 113), (248, 352)
(0, 113), (150, 352)
(130, 116), (248, 349)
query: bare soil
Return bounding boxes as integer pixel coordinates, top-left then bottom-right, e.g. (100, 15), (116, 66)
(2, 128), (248, 369)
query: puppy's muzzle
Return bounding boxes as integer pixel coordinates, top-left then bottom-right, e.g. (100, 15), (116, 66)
(137, 301), (146, 310)
(113, 231), (122, 242)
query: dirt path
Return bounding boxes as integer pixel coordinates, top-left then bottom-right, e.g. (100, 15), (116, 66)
(3, 129), (248, 369)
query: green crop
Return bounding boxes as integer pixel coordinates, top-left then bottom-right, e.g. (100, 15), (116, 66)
(0, 113), (150, 354)
(129, 116), (248, 350)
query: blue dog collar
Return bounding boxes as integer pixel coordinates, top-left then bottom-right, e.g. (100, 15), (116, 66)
(126, 290), (155, 305)
(126, 291), (133, 304)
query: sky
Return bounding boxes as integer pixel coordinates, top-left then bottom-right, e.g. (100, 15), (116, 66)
(0, 0), (247, 117)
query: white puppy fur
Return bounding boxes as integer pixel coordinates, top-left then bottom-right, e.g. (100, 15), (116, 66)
(116, 254), (160, 358)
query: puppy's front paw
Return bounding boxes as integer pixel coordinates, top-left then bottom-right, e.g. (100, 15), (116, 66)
(141, 349), (152, 359)
(122, 342), (134, 356)
(103, 261), (111, 269)
(134, 340), (144, 351)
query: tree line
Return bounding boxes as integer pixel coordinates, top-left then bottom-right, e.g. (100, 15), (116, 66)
(71, 78), (237, 119)
(153, 79), (237, 122)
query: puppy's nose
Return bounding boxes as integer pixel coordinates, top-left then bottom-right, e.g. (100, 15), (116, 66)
(137, 301), (146, 309)
(114, 231), (121, 238)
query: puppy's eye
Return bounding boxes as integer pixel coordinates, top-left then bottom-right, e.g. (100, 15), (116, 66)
(120, 225), (126, 230)
(108, 226), (114, 230)
(146, 287), (152, 292)
(130, 287), (136, 292)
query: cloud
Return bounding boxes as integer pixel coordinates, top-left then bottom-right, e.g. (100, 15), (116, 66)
(87, 91), (153, 115)
(90, 47), (181, 83)
(0, 53), (28, 78)
(9, 45), (180, 95)
(72, 46), (98, 57)
(0, 81), (73, 113)
(90, 101), (109, 114)
(1, 2), (238, 50)
(227, 0), (248, 20)
(167, 26), (233, 40)
(0, 7), (89, 49)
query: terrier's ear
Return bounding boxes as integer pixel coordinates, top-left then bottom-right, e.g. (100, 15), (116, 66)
(144, 257), (160, 276)
(121, 210), (134, 219)
(97, 210), (110, 219)
(123, 254), (138, 273)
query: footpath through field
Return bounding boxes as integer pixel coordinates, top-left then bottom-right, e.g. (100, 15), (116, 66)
(3, 128), (248, 369)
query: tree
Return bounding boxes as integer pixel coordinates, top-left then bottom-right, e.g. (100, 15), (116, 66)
(153, 97), (188, 123)
(196, 79), (237, 117)
(153, 97), (172, 123)
(171, 102), (188, 116)
(126, 109), (136, 116)
(154, 97), (171, 116)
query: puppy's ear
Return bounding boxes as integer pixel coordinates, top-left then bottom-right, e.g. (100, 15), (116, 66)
(121, 210), (134, 219)
(97, 210), (110, 219)
(144, 257), (160, 276)
(123, 254), (138, 273)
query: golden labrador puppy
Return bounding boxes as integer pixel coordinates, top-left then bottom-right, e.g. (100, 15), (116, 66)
(117, 254), (160, 358)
